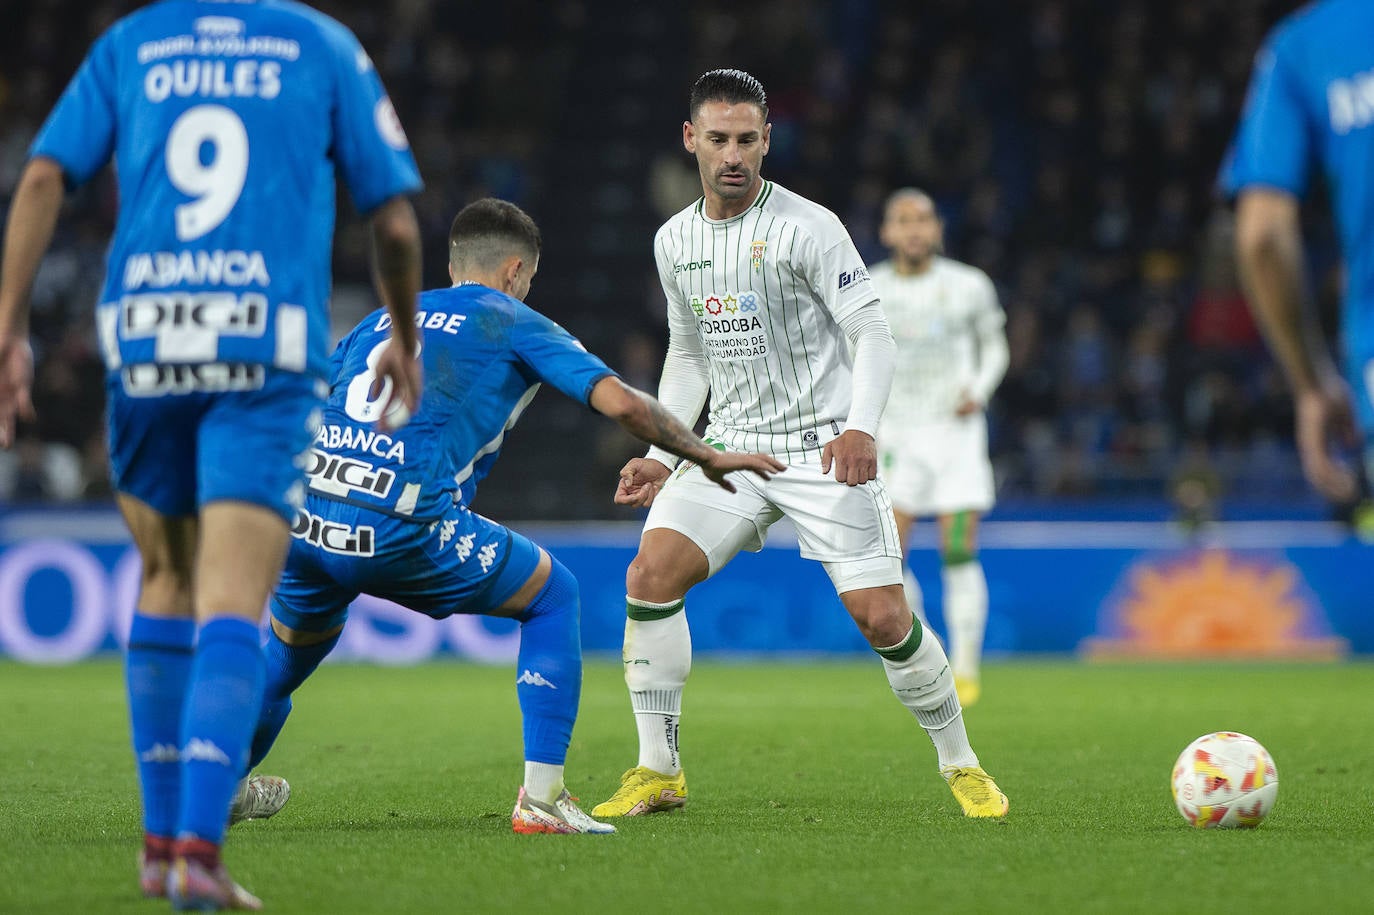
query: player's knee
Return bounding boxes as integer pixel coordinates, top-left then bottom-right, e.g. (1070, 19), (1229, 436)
(625, 549), (691, 604)
(941, 543), (978, 567)
(940, 512), (979, 566)
(524, 556), (579, 621)
(843, 588), (912, 648)
(137, 558), (194, 616)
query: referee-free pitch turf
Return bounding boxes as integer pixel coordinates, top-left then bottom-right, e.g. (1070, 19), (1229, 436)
(2, 659), (1371, 913)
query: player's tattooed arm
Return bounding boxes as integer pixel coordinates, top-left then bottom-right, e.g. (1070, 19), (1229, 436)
(368, 196), (422, 348)
(591, 377), (784, 497)
(366, 196), (424, 429)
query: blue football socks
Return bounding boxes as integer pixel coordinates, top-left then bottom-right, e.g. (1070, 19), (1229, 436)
(175, 617), (264, 845)
(248, 622), (340, 770)
(126, 613), (196, 839)
(514, 558), (583, 765)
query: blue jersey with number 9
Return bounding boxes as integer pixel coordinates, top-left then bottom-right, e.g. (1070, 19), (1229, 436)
(30, 0), (422, 384)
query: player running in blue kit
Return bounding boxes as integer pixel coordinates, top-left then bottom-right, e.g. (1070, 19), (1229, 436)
(1224, 0), (1374, 503)
(0, 2), (423, 909)
(245, 198), (784, 835)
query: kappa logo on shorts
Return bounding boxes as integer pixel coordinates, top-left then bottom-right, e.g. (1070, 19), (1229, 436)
(291, 509), (375, 556)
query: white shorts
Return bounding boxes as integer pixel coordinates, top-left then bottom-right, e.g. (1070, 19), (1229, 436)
(643, 457), (903, 594)
(877, 413), (994, 517)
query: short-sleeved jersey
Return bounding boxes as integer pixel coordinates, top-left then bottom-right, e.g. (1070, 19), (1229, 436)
(654, 180), (880, 459)
(1220, 0), (1374, 369)
(30, 0), (422, 384)
(870, 256), (1004, 424)
(309, 283), (617, 522)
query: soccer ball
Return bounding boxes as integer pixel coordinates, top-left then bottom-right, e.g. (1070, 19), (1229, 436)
(1171, 731), (1278, 828)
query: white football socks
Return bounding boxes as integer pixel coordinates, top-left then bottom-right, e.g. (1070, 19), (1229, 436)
(876, 617), (979, 771)
(943, 561), (988, 678)
(624, 597), (691, 776)
(523, 761), (565, 805)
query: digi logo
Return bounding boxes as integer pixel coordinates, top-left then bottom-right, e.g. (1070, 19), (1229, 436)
(291, 509), (376, 557)
(305, 449), (396, 500)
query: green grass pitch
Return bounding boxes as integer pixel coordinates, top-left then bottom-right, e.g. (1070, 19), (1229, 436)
(2, 659), (1372, 913)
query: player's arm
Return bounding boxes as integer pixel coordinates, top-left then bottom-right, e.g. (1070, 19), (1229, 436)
(961, 273), (1009, 416)
(1225, 29), (1355, 501)
(591, 376), (784, 500)
(825, 301), (896, 485)
(365, 196), (422, 429)
(810, 228), (895, 485)
(0, 156), (65, 446)
(1235, 188), (1356, 500)
(641, 233), (711, 474)
(0, 27), (117, 448)
(323, 19), (425, 430)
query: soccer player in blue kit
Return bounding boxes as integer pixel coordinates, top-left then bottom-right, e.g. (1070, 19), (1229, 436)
(1224, 0), (1374, 503)
(247, 198), (784, 836)
(0, 1), (423, 909)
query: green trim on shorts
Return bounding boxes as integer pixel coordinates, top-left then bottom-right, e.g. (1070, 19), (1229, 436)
(873, 612), (922, 662)
(941, 510), (978, 566)
(626, 598), (685, 621)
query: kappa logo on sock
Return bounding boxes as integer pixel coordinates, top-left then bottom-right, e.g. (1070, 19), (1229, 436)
(180, 738), (232, 766)
(139, 742), (180, 764)
(516, 669), (558, 689)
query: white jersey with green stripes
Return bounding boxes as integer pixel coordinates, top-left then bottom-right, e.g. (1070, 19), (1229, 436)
(870, 256), (1004, 424)
(654, 180), (879, 460)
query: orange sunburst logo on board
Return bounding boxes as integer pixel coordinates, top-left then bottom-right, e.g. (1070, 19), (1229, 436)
(1081, 549), (1347, 660)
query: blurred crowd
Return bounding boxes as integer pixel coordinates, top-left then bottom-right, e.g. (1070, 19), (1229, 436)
(0, 0), (1331, 517)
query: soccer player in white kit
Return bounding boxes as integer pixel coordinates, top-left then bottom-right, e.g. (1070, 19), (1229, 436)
(871, 189), (1009, 707)
(593, 70), (1007, 820)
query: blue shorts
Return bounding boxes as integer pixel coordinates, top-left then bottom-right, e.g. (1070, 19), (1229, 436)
(271, 495), (543, 633)
(106, 369), (324, 524)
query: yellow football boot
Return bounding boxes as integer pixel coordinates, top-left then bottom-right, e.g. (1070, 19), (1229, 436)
(591, 767), (688, 817)
(942, 765), (1009, 818)
(954, 675), (981, 708)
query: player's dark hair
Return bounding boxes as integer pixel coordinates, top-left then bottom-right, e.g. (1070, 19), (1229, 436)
(884, 187), (940, 220)
(689, 68), (768, 121)
(448, 198), (541, 270)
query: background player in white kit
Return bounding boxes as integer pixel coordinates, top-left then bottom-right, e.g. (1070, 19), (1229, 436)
(594, 70), (1007, 820)
(871, 189), (1008, 707)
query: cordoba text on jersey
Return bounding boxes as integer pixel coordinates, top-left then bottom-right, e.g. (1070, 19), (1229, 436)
(316, 423), (406, 463)
(698, 315), (763, 334)
(123, 249), (270, 290)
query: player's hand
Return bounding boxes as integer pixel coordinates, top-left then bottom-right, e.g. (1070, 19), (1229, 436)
(0, 335), (35, 449)
(700, 451), (787, 493)
(955, 391), (982, 417)
(821, 429), (877, 486)
(371, 337), (423, 432)
(1295, 380), (1359, 502)
(616, 457), (672, 507)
